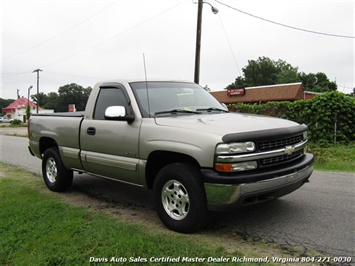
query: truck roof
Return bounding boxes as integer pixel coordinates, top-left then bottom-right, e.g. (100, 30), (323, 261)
(95, 79), (194, 86)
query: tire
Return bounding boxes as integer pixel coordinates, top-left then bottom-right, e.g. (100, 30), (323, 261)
(153, 162), (208, 233)
(42, 147), (73, 192)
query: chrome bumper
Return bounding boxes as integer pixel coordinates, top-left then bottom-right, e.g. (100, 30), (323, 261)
(204, 163), (313, 211)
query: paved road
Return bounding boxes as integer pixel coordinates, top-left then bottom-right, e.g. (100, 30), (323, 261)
(1, 134), (354, 260)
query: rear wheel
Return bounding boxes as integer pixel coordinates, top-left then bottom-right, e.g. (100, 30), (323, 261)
(42, 147), (73, 192)
(153, 162), (208, 233)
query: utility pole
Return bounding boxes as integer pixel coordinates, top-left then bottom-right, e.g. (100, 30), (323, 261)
(194, 0), (218, 84)
(32, 69), (42, 113)
(194, 0), (203, 84)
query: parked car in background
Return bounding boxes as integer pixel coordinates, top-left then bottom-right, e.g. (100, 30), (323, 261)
(0, 116), (13, 123)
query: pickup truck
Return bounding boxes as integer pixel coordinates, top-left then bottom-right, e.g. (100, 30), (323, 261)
(28, 79), (314, 233)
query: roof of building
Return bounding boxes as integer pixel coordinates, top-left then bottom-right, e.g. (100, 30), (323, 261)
(2, 97), (39, 113)
(210, 82), (304, 104)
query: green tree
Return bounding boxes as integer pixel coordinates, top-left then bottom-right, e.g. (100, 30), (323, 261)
(26, 104), (31, 120)
(0, 98), (16, 115)
(275, 59), (300, 84)
(226, 57), (300, 89)
(244, 56), (279, 86)
(225, 56), (336, 93)
(31, 92), (48, 108)
(298, 72), (337, 92)
(57, 83), (92, 112)
(225, 76), (246, 89)
(43, 92), (59, 111)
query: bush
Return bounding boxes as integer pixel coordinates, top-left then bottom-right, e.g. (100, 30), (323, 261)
(308, 92), (354, 143)
(11, 119), (22, 125)
(229, 91), (355, 143)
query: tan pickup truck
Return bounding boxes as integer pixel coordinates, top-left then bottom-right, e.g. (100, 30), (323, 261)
(28, 79), (314, 233)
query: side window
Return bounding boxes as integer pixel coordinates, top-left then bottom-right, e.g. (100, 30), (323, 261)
(93, 87), (129, 120)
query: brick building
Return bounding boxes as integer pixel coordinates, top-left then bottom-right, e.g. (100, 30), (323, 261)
(210, 82), (316, 104)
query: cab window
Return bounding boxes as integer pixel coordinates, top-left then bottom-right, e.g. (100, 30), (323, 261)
(93, 87), (129, 120)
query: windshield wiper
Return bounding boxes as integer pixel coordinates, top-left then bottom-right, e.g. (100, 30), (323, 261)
(196, 107), (229, 113)
(154, 109), (201, 116)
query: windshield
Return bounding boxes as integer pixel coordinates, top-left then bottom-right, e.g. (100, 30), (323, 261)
(130, 81), (227, 117)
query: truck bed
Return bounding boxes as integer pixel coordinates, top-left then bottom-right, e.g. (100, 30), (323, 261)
(32, 111), (85, 117)
(29, 113), (84, 170)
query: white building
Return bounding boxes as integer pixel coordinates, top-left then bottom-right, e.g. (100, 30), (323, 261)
(2, 97), (54, 122)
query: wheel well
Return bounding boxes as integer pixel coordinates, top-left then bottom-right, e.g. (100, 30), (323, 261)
(39, 137), (58, 155)
(145, 151), (200, 189)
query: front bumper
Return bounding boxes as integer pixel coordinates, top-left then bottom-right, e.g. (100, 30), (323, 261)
(203, 153), (314, 211)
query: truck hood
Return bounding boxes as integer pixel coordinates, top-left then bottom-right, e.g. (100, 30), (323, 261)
(154, 112), (299, 136)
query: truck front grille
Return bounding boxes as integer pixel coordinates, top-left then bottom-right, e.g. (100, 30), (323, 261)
(216, 128), (308, 173)
(257, 134), (305, 167)
(258, 134), (303, 151)
(260, 149), (303, 166)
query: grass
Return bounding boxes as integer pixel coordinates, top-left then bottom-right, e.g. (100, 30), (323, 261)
(0, 143), (353, 264)
(1, 163), (286, 266)
(308, 143), (355, 172)
(0, 123), (27, 128)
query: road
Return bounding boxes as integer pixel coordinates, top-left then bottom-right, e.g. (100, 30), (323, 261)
(1, 133), (354, 260)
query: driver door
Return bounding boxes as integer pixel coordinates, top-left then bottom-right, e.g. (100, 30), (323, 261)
(80, 84), (141, 185)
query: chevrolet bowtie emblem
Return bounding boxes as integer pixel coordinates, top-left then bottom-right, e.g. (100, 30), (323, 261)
(285, 145), (296, 155)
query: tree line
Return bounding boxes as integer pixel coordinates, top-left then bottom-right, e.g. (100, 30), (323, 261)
(225, 56), (338, 93)
(1, 56), (353, 114)
(1, 83), (92, 114)
(30, 83), (92, 112)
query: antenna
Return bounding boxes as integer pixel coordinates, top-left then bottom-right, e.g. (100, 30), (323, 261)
(143, 53), (151, 118)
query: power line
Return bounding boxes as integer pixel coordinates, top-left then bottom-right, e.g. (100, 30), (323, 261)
(1, 1), (186, 78)
(214, 0), (355, 39)
(1, 71), (31, 77)
(44, 71), (105, 80)
(1, 1), (118, 60)
(40, 1), (185, 68)
(217, 11), (242, 77)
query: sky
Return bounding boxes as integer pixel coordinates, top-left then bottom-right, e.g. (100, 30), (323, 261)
(1, 0), (354, 100)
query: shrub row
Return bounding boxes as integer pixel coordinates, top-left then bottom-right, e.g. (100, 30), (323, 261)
(229, 91), (355, 143)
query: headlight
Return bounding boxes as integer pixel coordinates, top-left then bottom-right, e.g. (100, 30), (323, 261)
(216, 142), (255, 154)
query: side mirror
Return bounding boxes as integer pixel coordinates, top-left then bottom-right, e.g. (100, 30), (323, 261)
(105, 106), (134, 122)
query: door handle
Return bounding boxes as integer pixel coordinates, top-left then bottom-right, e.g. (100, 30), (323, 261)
(87, 127), (96, 135)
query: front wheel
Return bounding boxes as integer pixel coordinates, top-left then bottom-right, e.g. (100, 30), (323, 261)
(42, 147), (73, 192)
(153, 163), (208, 233)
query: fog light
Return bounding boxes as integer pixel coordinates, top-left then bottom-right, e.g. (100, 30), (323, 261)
(215, 161), (258, 172)
(232, 161), (258, 171)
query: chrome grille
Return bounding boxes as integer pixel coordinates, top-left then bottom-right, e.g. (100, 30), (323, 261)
(258, 135), (303, 151)
(261, 150), (303, 166)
